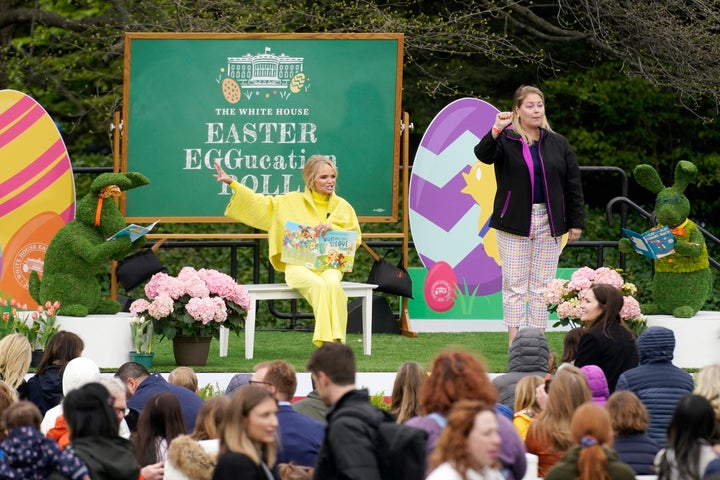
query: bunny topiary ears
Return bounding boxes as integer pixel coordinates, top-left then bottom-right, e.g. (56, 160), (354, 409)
(633, 160), (697, 195)
(90, 172), (150, 195)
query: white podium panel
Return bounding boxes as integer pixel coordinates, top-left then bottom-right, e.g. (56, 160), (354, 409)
(646, 311), (720, 369)
(57, 313), (134, 368)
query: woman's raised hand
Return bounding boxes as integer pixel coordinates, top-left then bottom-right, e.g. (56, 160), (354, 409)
(495, 111), (513, 129)
(213, 160), (233, 185)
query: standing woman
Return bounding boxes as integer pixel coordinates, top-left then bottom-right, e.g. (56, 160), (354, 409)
(213, 384), (280, 480)
(214, 155), (361, 347)
(474, 85), (584, 346)
(574, 283), (638, 393)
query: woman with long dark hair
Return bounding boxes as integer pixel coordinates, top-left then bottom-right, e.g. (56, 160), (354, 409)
(656, 394), (719, 480)
(132, 392), (186, 467)
(574, 283), (638, 392)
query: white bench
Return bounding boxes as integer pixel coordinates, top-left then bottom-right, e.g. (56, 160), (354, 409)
(219, 281), (377, 359)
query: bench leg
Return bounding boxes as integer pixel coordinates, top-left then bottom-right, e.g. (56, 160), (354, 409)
(219, 326), (229, 357)
(245, 300), (257, 359)
(362, 290), (372, 355)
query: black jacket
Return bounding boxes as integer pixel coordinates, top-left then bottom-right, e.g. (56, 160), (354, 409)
(313, 389), (384, 480)
(575, 321), (639, 393)
(474, 127), (584, 237)
(27, 365), (63, 416)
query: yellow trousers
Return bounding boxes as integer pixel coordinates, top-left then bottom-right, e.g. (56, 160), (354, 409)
(284, 265), (347, 346)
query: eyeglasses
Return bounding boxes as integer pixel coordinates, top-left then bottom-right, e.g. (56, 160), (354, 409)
(115, 407), (130, 416)
(249, 380), (274, 387)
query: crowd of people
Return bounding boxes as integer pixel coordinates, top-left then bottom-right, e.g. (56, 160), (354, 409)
(1, 319), (719, 479)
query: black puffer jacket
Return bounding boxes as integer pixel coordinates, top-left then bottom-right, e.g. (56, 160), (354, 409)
(492, 328), (550, 408)
(474, 127), (584, 237)
(313, 389), (384, 480)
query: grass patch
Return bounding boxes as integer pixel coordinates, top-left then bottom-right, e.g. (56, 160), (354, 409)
(138, 331), (566, 373)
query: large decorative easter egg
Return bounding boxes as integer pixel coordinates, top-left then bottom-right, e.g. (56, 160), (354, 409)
(0, 90), (75, 307)
(409, 97), (502, 298)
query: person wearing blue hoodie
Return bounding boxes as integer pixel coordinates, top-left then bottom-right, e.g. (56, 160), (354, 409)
(615, 326), (694, 448)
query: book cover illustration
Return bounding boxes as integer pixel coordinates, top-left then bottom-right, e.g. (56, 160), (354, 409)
(281, 221), (358, 272)
(108, 220), (159, 242)
(622, 225), (676, 259)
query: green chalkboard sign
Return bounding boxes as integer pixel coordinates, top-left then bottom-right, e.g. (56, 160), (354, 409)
(122, 33), (403, 222)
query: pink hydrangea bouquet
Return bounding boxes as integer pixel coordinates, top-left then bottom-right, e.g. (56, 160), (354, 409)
(543, 266), (646, 334)
(129, 267), (252, 340)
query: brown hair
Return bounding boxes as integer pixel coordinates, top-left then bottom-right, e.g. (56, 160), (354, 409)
(390, 361), (428, 424)
(528, 365), (592, 451)
(36, 331), (84, 376)
(428, 400), (498, 477)
(302, 155), (337, 191)
(220, 384), (278, 467)
(0, 380), (17, 418)
(258, 360), (298, 400)
(605, 391), (649, 436)
(571, 402), (614, 480)
(510, 85), (552, 145)
(168, 366), (198, 392)
(561, 327), (585, 364)
(587, 284), (634, 339)
(306, 343), (355, 386)
(133, 392), (186, 466)
(191, 395), (230, 441)
(513, 375), (544, 415)
(419, 350), (498, 415)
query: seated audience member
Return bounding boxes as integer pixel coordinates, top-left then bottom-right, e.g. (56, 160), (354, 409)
(390, 361), (427, 424)
(0, 401), (90, 480)
(655, 394), (719, 480)
(544, 402), (636, 480)
(547, 351), (559, 375)
(43, 357), (101, 442)
(579, 365), (609, 406)
(168, 367), (199, 394)
(0, 380), (17, 430)
(97, 376), (132, 439)
(694, 364), (720, 442)
(0, 333), (32, 399)
(27, 331), (84, 416)
(574, 284), (638, 393)
(557, 327), (584, 371)
(291, 376), (329, 426)
(426, 400), (505, 480)
(165, 396), (230, 480)
(213, 385), (280, 480)
(492, 328), (550, 409)
(133, 392), (186, 466)
(224, 373), (252, 396)
(615, 326), (693, 448)
(512, 375), (545, 441)
(525, 365), (592, 477)
(115, 361), (203, 432)
(252, 360), (324, 467)
(406, 350), (527, 480)
(605, 390), (660, 476)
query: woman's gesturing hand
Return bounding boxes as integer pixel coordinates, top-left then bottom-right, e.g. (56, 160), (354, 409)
(213, 160), (233, 185)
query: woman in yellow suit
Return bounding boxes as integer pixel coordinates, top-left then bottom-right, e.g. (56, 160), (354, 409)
(213, 155), (361, 347)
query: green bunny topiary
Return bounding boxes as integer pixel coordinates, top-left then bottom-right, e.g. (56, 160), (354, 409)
(28, 172), (150, 317)
(618, 161), (712, 317)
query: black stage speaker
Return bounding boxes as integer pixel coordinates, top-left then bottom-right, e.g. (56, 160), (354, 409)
(346, 294), (399, 334)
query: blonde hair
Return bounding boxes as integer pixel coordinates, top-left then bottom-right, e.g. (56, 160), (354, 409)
(0, 334), (32, 389)
(192, 395), (230, 441)
(694, 364), (720, 420)
(302, 155), (337, 191)
(169, 366), (198, 392)
(513, 375), (544, 415)
(220, 385), (277, 467)
(529, 365), (592, 451)
(511, 85), (552, 145)
(390, 361), (428, 424)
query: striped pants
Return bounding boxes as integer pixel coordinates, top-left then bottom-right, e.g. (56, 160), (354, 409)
(496, 204), (561, 328)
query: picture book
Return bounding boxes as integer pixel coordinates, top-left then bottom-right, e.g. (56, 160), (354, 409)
(108, 220), (159, 242)
(281, 221), (358, 272)
(621, 226), (676, 259)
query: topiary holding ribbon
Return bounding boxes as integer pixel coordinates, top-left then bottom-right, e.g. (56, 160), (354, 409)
(29, 172), (150, 317)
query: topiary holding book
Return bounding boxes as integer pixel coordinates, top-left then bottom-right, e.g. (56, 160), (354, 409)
(618, 161), (712, 317)
(29, 172), (150, 317)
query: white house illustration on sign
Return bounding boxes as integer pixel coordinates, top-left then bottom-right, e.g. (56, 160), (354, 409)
(227, 47), (304, 89)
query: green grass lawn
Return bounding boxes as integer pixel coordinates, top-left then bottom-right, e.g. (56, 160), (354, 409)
(141, 330), (566, 373)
